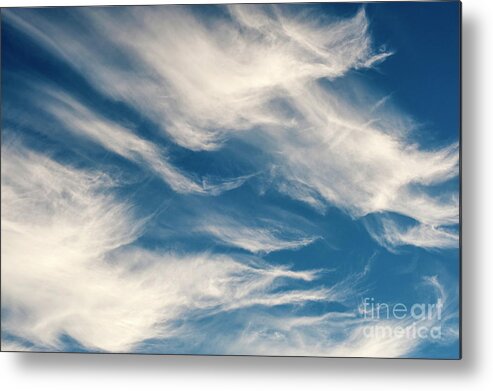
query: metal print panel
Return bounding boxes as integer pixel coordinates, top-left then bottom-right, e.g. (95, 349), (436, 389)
(0, 2), (461, 358)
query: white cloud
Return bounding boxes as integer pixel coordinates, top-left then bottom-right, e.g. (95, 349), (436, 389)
(3, 5), (458, 249)
(3, 6), (391, 151)
(367, 218), (459, 250)
(266, 82), (459, 221)
(1, 145), (329, 352)
(226, 313), (419, 358)
(27, 84), (250, 195)
(225, 276), (457, 358)
(1, 143), (456, 356)
(197, 215), (318, 254)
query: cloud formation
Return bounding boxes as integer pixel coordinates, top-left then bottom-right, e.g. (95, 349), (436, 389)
(4, 5), (458, 249)
(1, 144), (330, 352)
(196, 214), (318, 254)
(366, 218), (459, 251)
(224, 276), (457, 358)
(1, 4), (459, 357)
(4, 6), (390, 150)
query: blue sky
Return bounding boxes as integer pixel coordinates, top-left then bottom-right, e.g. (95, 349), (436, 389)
(1, 3), (460, 358)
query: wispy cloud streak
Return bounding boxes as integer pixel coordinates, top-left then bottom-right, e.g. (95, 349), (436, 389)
(197, 215), (318, 254)
(224, 276), (458, 358)
(366, 218), (459, 251)
(22, 84), (250, 195)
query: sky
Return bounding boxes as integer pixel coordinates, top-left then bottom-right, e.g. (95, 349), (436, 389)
(0, 2), (460, 358)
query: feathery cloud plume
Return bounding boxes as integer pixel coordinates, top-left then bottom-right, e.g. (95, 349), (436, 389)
(1, 144), (329, 352)
(2, 6), (457, 249)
